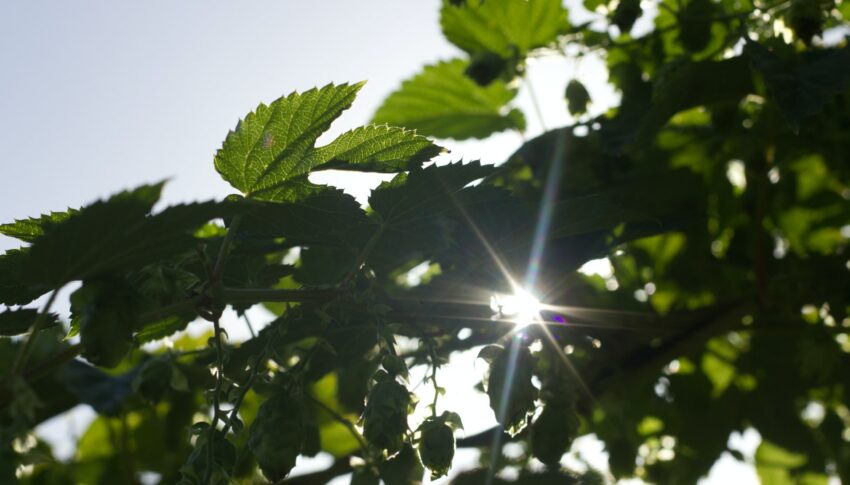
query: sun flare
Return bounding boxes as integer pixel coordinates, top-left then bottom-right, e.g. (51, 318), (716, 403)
(490, 288), (541, 327)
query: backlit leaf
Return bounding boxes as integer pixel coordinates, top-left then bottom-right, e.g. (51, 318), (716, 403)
(373, 59), (525, 140)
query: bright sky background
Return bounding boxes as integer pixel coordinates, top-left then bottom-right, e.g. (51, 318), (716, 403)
(0, 1), (762, 483)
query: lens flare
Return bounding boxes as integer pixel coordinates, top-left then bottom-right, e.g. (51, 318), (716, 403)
(490, 288), (541, 327)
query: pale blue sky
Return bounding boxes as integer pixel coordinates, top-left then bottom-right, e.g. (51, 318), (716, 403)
(0, 1), (458, 250)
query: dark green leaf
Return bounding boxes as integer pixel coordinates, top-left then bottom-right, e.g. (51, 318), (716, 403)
(0, 309), (58, 337)
(746, 42), (850, 134)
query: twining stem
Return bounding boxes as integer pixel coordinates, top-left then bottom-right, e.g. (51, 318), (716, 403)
(10, 289), (61, 377)
(242, 313), (256, 339)
(427, 342), (439, 418)
(203, 316), (226, 484)
(220, 348), (268, 436)
(202, 214), (241, 484)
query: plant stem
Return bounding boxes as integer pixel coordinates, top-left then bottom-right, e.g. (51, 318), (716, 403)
(203, 316), (226, 484)
(217, 287), (339, 304)
(342, 223), (386, 285)
(307, 395), (369, 455)
(137, 295), (203, 327)
(211, 214), (243, 284)
(10, 289), (60, 377)
(427, 341), (439, 418)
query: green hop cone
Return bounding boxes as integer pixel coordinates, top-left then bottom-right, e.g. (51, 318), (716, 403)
(464, 52), (508, 86)
(178, 431), (236, 485)
(363, 378), (412, 453)
(531, 405), (580, 465)
(677, 0), (714, 53)
(71, 279), (139, 368)
(417, 418), (455, 479)
(380, 443), (424, 485)
(787, 0), (826, 44)
(611, 0), (642, 35)
(565, 80), (591, 116)
(248, 393), (305, 482)
(381, 354), (408, 377)
(481, 344), (537, 436)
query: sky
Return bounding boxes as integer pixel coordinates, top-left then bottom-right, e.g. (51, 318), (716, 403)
(1, 1), (762, 483)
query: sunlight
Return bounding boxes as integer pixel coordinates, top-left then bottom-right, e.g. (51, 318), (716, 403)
(490, 288), (541, 327)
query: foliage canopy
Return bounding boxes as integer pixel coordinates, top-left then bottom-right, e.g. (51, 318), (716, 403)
(2, 0), (850, 484)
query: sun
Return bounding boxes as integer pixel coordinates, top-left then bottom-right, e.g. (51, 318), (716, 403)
(490, 287), (541, 327)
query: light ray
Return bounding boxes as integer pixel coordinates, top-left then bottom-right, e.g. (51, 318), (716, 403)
(523, 131), (566, 292)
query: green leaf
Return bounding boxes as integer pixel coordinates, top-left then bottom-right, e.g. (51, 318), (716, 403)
(746, 42), (850, 134)
(372, 59), (525, 140)
(440, 0), (569, 58)
(0, 309), (58, 337)
(0, 209), (77, 243)
(214, 82), (362, 196)
(755, 441), (807, 469)
(238, 188), (371, 246)
(0, 184), (236, 305)
(308, 124), (443, 173)
(369, 161), (495, 224)
(60, 360), (137, 415)
(631, 56), (753, 146)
